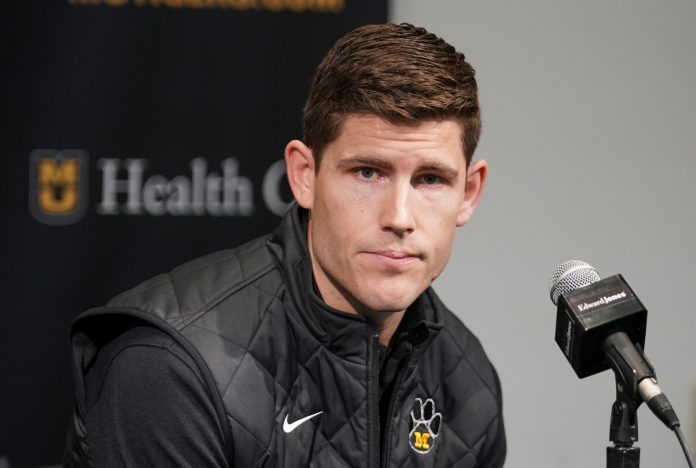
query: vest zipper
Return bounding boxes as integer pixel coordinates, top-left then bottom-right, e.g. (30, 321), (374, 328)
(380, 356), (409, 468)
(369, 332), (381, 468)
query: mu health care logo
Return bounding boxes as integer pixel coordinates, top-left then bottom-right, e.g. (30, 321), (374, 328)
(28, 149), (292, 225)
(409, 398), (442, 454)
(29, 150), (89, 225)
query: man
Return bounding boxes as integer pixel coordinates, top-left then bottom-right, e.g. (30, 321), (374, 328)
(65, 23), (505, 467)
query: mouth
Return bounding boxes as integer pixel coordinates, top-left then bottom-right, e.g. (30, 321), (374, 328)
(373, 251), (420, 259)
(363, 250), (422, 269)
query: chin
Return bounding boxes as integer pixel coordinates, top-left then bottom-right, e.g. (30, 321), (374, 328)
(349, 275), (429, 313)
(361, 291), (420, 314)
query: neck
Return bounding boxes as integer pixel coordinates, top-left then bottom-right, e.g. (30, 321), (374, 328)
(368, 309), (405, 347)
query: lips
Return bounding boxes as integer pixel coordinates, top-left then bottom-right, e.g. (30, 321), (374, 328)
(372, 251), (419, 259)
(363, 250), (421, 269)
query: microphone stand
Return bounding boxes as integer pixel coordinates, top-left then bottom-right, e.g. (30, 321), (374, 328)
(603, 332), (655, 468)
(606, 371), (640, 468)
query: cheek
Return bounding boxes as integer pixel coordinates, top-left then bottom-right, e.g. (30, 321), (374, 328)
(422, 218), (457, 277)
(431, 231), (455, 262)
(320, 185), (371, 229)
(419, 196), (462, 235)
(312, 199), (356, 260)
(420, 187), (464, 218)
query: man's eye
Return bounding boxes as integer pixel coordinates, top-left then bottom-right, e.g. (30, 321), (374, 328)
(358, 168), (376, 179)
(422, 174), (440, 185)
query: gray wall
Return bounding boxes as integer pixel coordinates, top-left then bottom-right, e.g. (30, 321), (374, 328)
(390, 1), (696, 466)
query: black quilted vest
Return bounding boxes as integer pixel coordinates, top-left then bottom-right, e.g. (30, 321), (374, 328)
(66, 206), (505, 467)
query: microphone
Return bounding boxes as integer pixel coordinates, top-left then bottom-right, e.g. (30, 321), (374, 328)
(548, 260), (679, 430)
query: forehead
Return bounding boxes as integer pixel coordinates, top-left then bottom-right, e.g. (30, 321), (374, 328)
(327, 114), (466, 162)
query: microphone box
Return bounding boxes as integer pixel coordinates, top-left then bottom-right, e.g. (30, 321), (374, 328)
(555, 274), (647, 378)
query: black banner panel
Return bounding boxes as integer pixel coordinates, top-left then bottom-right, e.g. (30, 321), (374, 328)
(1, 1), (387, 466)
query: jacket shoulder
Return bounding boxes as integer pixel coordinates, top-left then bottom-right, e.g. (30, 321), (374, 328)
(105, 235), (277, 326)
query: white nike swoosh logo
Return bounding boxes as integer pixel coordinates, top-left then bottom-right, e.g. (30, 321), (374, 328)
(282, 410), (323, 433)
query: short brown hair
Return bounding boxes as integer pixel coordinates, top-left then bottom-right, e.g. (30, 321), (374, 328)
(303, 23), (481, 167)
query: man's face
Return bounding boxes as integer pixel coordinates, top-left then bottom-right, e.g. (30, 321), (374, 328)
(287, 114), (485, 317)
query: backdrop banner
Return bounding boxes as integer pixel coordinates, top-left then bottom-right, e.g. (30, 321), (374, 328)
(1, 1), (387, 466)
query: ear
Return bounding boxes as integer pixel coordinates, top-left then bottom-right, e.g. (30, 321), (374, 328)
(456, 159), (487, 227)
(285, 139), (316, 209)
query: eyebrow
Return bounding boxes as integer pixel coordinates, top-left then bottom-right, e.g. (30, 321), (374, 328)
(337, 155), (460, 180)
(336, 155), (392, 171)
(417, 162), (459, 180)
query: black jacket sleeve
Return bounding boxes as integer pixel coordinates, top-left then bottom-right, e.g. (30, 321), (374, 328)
(82, 325), (229, 467)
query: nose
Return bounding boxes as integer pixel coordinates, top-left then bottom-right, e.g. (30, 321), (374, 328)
(380, 181), (416, 236)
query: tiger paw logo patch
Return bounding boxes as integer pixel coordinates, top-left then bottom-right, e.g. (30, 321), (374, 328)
(409, 398), (441, 454)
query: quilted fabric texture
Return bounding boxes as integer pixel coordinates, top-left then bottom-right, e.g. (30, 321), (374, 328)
(68, 206), (505, 467)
